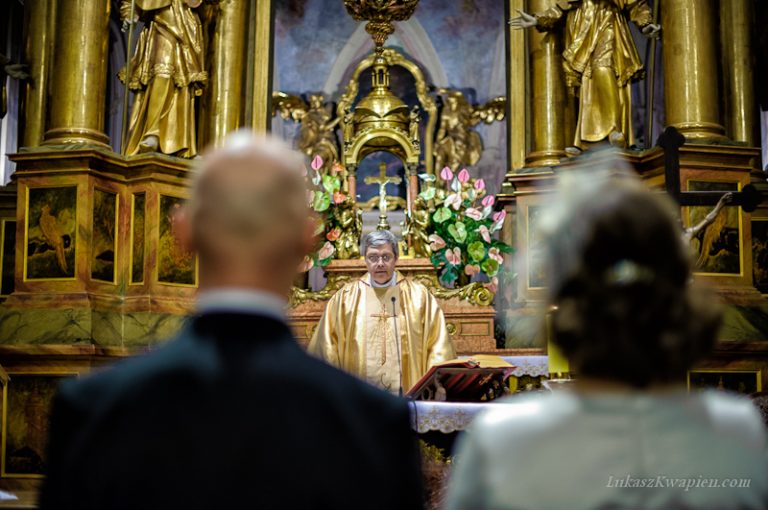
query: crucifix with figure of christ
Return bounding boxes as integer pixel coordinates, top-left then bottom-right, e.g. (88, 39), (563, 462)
(364, 162), (402, 231)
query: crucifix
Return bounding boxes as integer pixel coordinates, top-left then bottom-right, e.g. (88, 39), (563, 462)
(364, 162), (402, 231)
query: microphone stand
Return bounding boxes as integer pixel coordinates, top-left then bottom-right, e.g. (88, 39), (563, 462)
(390, 296), (403, 397)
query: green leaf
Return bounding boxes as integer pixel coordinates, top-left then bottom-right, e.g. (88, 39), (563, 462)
(419, 187), (436, 201)
(447, 221), (467, 243)
(418, 173), (437, 182)
(322, 174), (340, 193)
(433, 207), (452, 224)
(313, 192), (331, 212)
(468, 241), (486, 262)
(481, 258), (500, 277)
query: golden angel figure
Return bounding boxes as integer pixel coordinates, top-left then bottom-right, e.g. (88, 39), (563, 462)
(510, 0), (660, 150)
(120, 0), (208, 158)
(334, 198), (363, 260)
(402, 196), (431, 258)
(434, 89), (506, 171)
(272, 92), (341, 170)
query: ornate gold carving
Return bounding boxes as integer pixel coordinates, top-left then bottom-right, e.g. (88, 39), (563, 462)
(433, 89), (506, 171)
(334, 199), (363, 260)
(337, 48), (437, 174)
(343, 0), (420, 48)
(402, 196), (431, 257)
(289, 275), (352, 307)
(272, 92), (340, 170)
(446, 322), (457, 336)
(412, 274), (494, 307)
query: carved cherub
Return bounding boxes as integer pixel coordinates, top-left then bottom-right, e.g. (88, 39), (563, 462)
(272, 92), (340, 170)
(434, 88), (506, 171)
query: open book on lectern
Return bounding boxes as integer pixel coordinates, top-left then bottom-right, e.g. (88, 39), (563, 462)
(406, 355), (516, 402)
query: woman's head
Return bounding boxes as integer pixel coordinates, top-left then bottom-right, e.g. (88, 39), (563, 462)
(542, 174), (721, 387)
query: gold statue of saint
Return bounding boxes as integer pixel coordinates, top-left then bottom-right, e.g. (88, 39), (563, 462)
(402, 196), (431, 258)
(434, 89), (506, 171)
(510, 0), (660, 150)
(119, 0), (207, 158)
(272, 92), (340, 170)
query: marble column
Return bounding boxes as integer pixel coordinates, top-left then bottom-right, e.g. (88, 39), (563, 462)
(20, 0), (56, 147)
(719, 0), (756, 145)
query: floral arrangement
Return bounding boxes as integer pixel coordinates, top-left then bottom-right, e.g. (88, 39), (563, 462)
(299, 155), (347, 272)
(423, 167), (511, 291)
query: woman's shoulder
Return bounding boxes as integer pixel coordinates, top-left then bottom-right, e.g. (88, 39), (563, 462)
(696, 390), (767, 449)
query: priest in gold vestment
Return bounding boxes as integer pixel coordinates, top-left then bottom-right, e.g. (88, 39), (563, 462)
(309, 231), (455, 394)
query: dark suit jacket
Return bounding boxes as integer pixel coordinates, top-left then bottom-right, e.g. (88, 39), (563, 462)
(39, 313), (424, 510)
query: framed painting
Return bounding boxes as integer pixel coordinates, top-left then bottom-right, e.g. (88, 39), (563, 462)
(130, 193), (146, 285)
(687, 370), (761, 395)
(1, 373), (77, 477)
(158, 195), (196, 286)
(91, 189), (118, 283)
(752, 219), (768, 294)
(24, 186), (77, 280)
(0, 219), (16, 296)
(686, 180), (741, 275)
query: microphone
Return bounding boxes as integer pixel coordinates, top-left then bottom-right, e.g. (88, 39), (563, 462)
(391, 296), (403, 397)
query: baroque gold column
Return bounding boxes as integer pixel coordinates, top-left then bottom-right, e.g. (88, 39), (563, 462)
(525, 0), (566, 167)
(507, 0), (527, 171)
(203, 0), (249, 148)
(20, 0), (56, 147)
(43, 0), (110, 148)
(719, 0), (756, 145)
(661, 0), (725, 141)
(250, 0), (274, 132)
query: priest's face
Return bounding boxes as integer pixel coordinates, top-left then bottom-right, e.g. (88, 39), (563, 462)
(365, 244), (397, 284)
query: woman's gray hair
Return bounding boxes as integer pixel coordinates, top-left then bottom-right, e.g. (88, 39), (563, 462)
(361, 230), (399, 258)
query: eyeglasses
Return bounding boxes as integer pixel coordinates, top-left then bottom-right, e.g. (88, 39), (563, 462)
(366, 254), (394, 264)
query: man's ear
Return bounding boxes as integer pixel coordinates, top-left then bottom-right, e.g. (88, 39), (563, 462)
(173, 205), (195, 254)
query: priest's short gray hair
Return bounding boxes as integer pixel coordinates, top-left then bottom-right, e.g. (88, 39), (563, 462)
(361, 230), (399, 259)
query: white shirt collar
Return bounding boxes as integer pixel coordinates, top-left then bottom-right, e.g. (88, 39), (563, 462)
(196, 288), (287, 322)
(370, 273), (397, 288)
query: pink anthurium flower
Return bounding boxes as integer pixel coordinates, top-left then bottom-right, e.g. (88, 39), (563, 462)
(478, 225), (491, 243)
(465, 208), (483, 221)
(474, 178), (486, 191)
(445, 247), (461, 266)
(485, 276), (499, 293)
(429, 234), (446, 251)
(445, 193), (462, 210)
(311, 155), (323, 171)
(482, 195), (495, 207)
(458, 168), (470, 183)
(465, 264), (481, 276)
(489, 247), (504, 263)
(492, 210), (506, 223)
(333, 192), (347, 204)
(440, 167), (454, 181)
(318, 241), (335, 260)
(326, 228), (341, 242)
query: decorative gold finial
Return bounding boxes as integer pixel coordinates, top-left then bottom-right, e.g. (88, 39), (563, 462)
(343, 0), (420, 51)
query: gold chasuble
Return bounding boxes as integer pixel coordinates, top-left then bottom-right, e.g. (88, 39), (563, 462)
(309, 272), (455, 394)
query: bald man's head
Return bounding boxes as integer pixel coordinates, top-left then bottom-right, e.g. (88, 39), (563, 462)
(183, 133), (314, 292)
